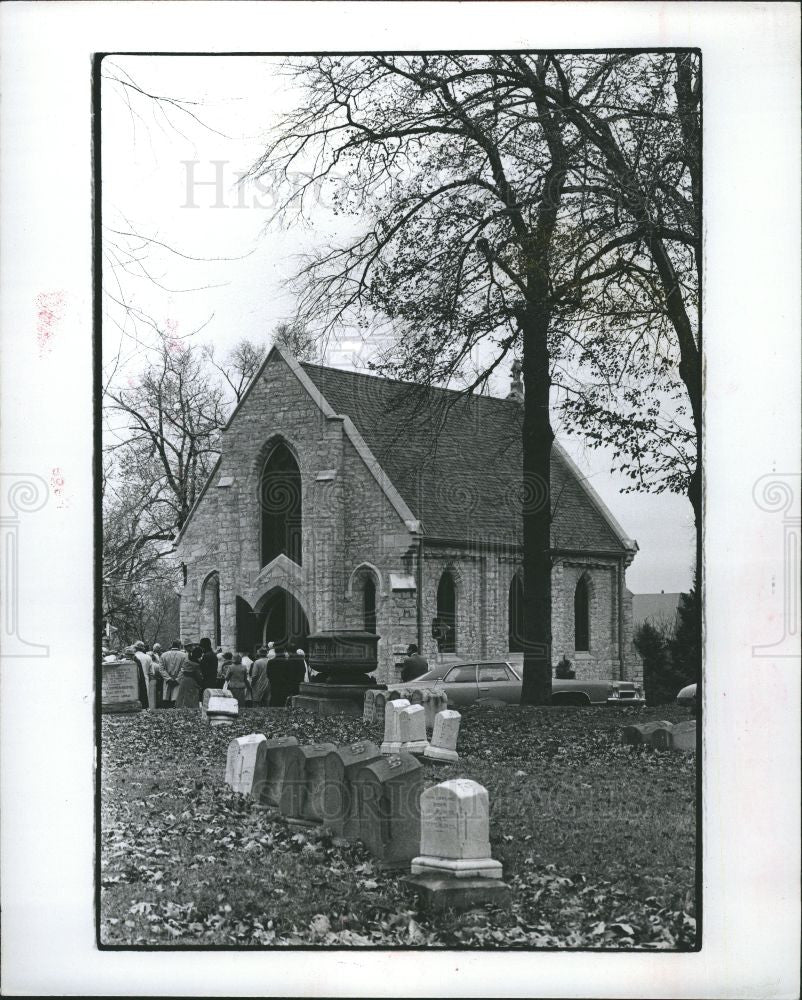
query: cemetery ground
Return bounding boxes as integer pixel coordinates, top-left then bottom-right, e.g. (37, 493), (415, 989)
(100, 703), (696, 949)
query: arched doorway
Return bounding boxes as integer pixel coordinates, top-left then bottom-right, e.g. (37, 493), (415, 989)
(258, 587), (310, 653)
(236, 596), (259, 656)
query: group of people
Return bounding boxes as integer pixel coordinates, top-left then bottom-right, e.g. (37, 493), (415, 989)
(105, 638), (311, 710)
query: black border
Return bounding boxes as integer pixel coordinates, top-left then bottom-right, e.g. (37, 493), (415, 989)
(94, 48), (703, 954)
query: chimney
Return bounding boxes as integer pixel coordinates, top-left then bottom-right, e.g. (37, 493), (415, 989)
(507, 359), (523, 402)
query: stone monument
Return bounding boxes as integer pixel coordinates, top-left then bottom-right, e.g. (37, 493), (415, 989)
(398, 704), (429, 755)
(380, 698), (410, 754)
(101, 657), (142, 714)
(404, 778), (509, 912)
(351, 752), (422, 868)
(424, 709), (461, 763)
(225, 734), (267, 795)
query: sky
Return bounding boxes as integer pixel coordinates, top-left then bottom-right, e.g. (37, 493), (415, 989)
(101, 55), (696, 595)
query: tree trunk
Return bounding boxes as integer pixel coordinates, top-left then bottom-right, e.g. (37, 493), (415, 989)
(519, 307), (554, 705)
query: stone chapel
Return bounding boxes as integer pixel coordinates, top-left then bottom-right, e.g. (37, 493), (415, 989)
(175, 344), (643, 685)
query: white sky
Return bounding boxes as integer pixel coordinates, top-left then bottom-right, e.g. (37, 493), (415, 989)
(101, 54), (695, 593)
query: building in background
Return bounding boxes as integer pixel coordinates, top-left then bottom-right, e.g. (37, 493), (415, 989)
(175, 345), (643, 685)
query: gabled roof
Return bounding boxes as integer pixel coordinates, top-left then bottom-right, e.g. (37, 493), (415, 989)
(300, 361), (636, 552)
(176, 345), (636, 555)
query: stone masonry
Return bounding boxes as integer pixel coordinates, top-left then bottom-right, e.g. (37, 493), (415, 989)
(176, 346), (642, 684)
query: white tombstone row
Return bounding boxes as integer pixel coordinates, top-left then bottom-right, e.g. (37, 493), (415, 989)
(398, 704), (429, 754)
(380, 698), (410, 754)
(424, 709), (461, 762)
(225, 734), (267, 795)
(411, 778), (503, 879)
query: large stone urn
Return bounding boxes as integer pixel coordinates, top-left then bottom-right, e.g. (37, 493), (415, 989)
(292, 630), (386, 717)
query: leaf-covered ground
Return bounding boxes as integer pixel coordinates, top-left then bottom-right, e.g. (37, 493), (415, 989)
(100, 703), (697, 949)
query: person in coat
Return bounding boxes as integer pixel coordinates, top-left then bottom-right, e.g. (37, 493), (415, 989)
(126, 645), (149, 709)
(224, 653), (252, 708)
(158, 640), (188, 707)
(249, 647), (270, 707)
(175, 646), (204, 708)
(198, 637), (219, 697)
(400, 644), (429, 682)
(134, 641), (156, 710)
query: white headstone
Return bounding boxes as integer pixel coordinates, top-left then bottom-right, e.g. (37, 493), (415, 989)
(206, 695), (239, 726)
(399, 704), (429, 754)
(411, 778), (502, 879)
(424, 709), (461, 762)
(380, 698), (410, 754)
(225, 734), (267, 794)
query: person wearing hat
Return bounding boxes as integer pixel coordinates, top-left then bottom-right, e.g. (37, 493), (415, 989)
(400, 643), (429, 683)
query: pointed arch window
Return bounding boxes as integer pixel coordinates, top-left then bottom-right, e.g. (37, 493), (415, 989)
(202, 572), (221, 648)
(508, 572), (524, 652)
(574, 575), (590, 652)
(436, 571), (457, 653)
(260, 441), (302, 567)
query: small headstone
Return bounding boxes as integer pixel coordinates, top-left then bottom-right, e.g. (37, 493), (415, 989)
(256, 736), (300, 807)
(411, 778), (503, 879)
(225, 734), (267, 795)
(620, 720), (673, 746)
(298, 743), (339, 823)
(399, 704), (429, 755)
(201, 688), (234, 720)
(352, 751), (422, 867)
(205, 695), (238, 726)
(322, 741), (381, 837)
(669, 719), (697, 752)
(372, 692), (387, 725)
(380, 698), (410, 754)
(424, 709), (461, 763)
(363, 689), (376, 723)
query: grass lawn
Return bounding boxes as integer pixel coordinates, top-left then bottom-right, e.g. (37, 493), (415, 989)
(100, 702), (696, 949)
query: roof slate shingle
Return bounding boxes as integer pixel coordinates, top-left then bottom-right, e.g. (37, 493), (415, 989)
(300, 362), (626, 552)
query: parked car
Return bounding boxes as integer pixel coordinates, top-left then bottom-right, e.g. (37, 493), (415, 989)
(676, 682), (698, 713)
(404, 660), (644, 707)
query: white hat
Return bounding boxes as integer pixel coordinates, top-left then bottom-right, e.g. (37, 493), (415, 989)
(267, 641), (275, 648)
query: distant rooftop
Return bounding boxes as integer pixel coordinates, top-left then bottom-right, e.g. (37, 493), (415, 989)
(631, 592), (683, 630)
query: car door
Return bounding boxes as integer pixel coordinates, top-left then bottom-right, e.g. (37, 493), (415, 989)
(477, 662), (521, 703)
(441, 663), (478, 706)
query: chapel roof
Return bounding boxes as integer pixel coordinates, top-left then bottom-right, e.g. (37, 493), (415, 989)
(299, 361), (632, 552)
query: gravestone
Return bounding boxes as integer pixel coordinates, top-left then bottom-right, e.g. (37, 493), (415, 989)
(198, 688), (236, 719)
(380, 698), (410, 754)
(411, 779), (503, 879)
(322, 741), (381, 837)
(101, 658), (142, 713)
(649, 724), (675, 750)
(274, 742), (337, 823)
(225, 734), (267, 795)
(298, 743), (339, 824)
(620, 720), (673, 746)
(363, 689), (377, 723)
(205, 695), (238, 726)
(399, 704), (429, 755)
(669, 719), (697, 752)
(372, 692), (387, 726)
(424, 709), (461, 763)
(352, 752), (422, 867)
(256, 736), (300, 807)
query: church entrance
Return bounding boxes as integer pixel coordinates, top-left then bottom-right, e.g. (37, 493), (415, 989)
(257, 588), (310, 653)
